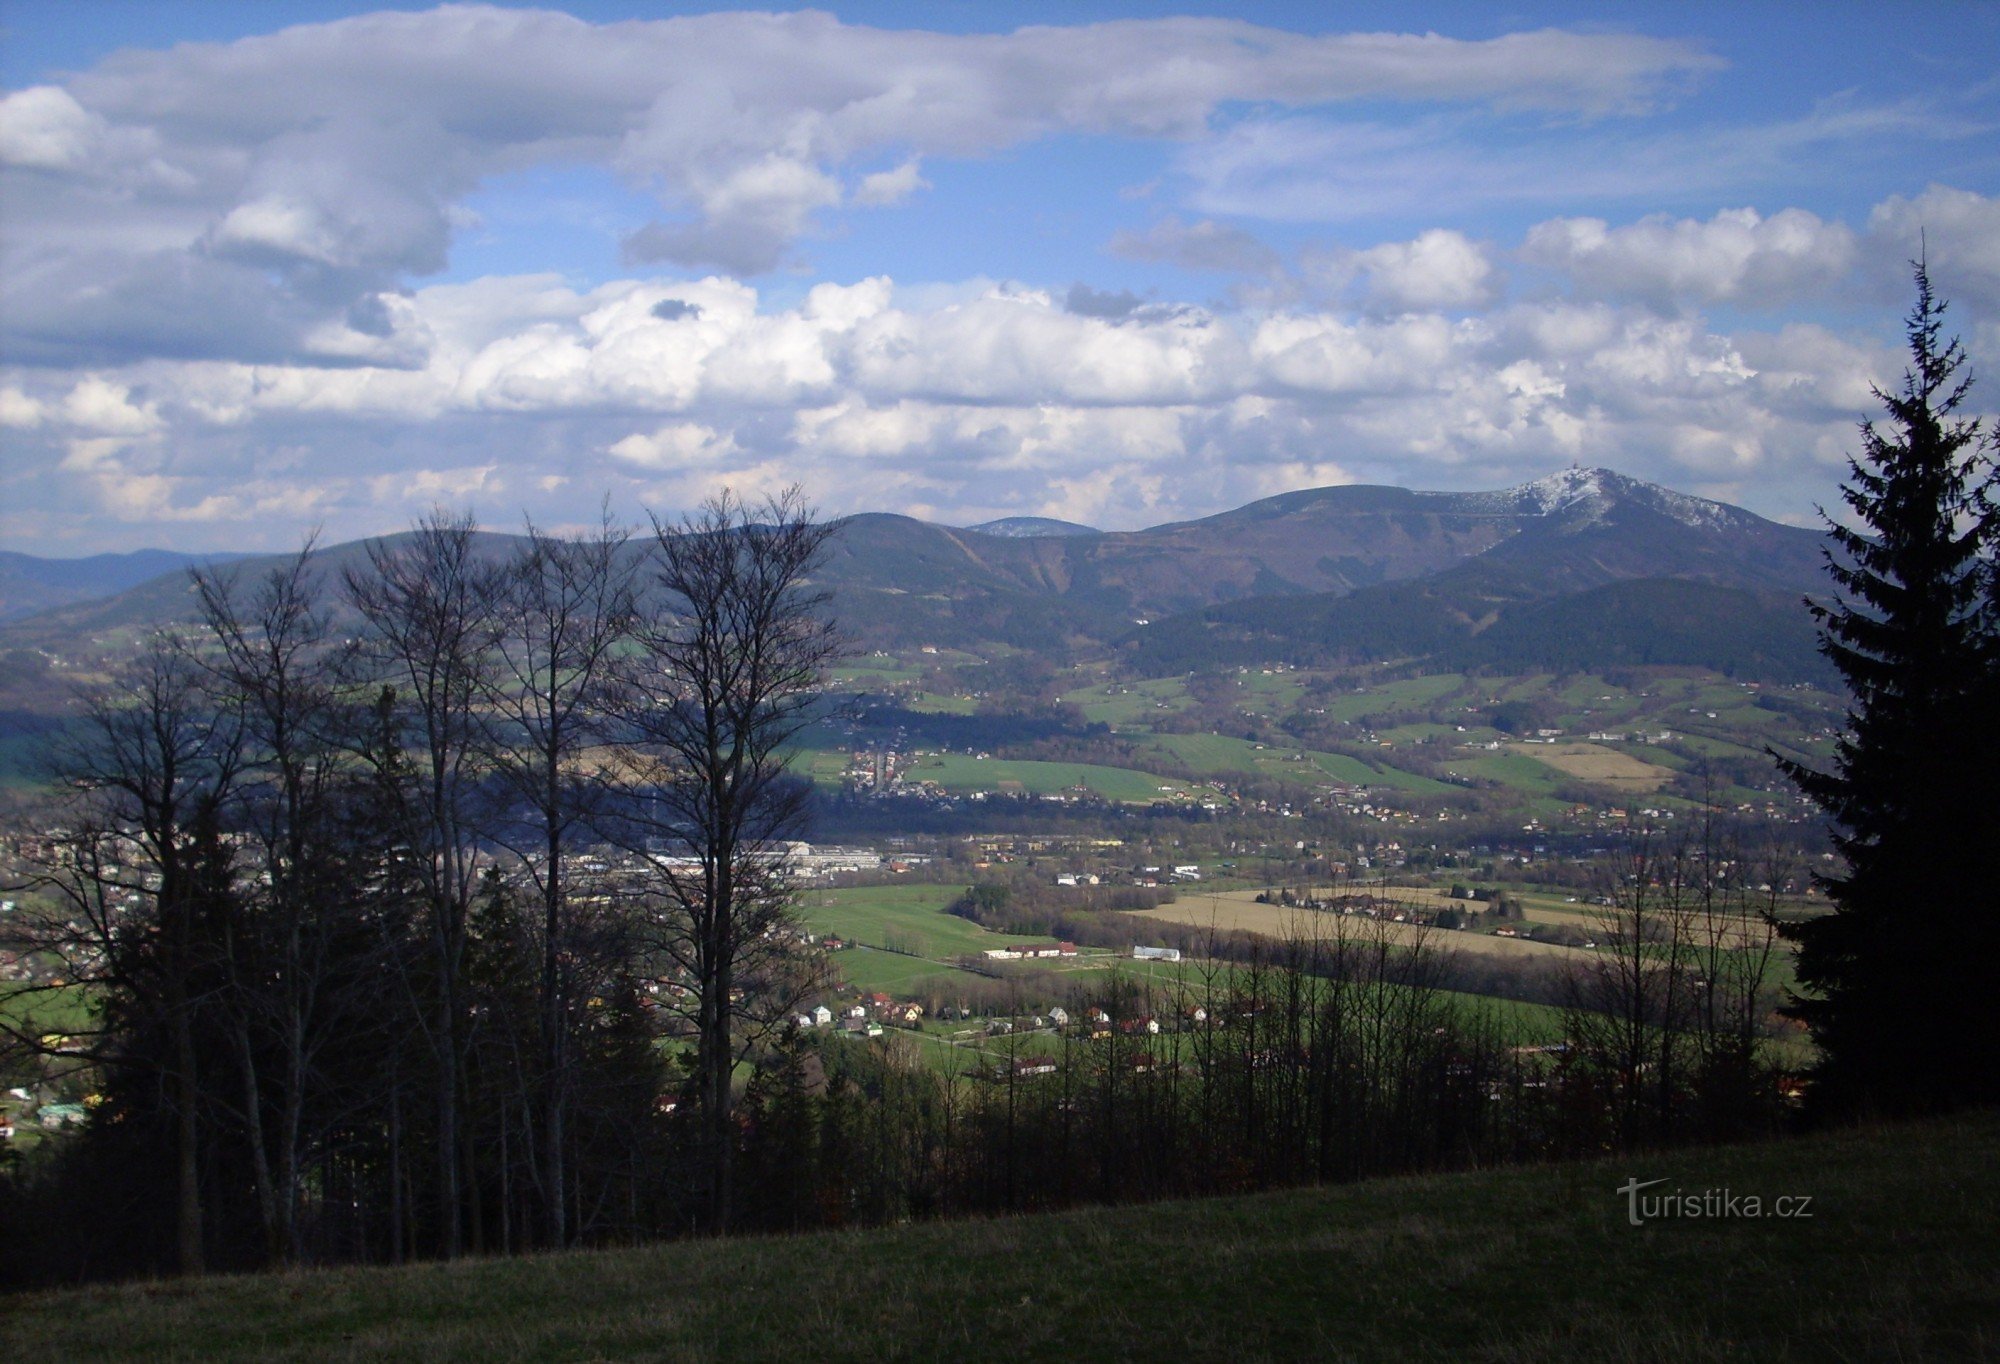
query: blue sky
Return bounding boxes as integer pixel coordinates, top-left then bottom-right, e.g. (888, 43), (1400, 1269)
(1, 2), (1996, 553)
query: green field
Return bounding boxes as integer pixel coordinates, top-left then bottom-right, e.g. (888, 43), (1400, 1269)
(9, 1113), (1992, 1361)
(898, 754), (1195, 803)
(797, 885), (1057, 993)
(1060, 676), (1195, 727)
(1321, 673), (1469, 722)
(799, 885), (1052, 958)
(0, 981), (95, 1040)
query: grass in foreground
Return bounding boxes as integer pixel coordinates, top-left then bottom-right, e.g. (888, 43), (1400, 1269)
(6, 1111), (1995, 1361)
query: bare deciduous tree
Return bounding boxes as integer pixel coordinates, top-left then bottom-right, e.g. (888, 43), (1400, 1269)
(482, 510), (639, 1247)
(609, 489), (840, 1231)
(343, 510), (503, 1258)
(16, 633), (241, 1274)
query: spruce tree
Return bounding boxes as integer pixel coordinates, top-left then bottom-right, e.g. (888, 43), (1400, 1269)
(1776, 264), (1998, 1116)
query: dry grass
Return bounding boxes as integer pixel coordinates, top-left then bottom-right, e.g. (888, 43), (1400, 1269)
(1135, 892), (1584, 960)
(1506, 741), (1677, 792)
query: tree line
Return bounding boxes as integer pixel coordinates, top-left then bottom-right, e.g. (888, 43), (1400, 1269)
(2, 492), (836, 1280)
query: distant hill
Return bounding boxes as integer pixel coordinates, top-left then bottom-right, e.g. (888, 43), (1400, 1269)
(0, 467), (1834, 678)
(0, 549), (253, 623)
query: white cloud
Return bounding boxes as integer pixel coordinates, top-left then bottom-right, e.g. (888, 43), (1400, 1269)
(0, 85), (106, 170)
(60, 377), (162, 435)
(854, 159), (929, 207)
(1, 251), (1933, 544)
(1, 10), (1717, 366)
(1521, 207), (1857, 308)
(608, 421), (740, 470)
(1867, 185), (2000, 308)
(367, 465), (500, 506)
(1307, 229), (1502, 312)
(0, 387), (45, 428)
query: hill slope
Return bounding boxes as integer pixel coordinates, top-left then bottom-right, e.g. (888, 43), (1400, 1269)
(0, 549), (252, 623)
(5, 1112), (1994, 1362)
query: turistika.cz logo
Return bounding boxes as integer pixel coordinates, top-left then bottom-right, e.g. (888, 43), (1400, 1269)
(1616, 1177), (1815, 1226)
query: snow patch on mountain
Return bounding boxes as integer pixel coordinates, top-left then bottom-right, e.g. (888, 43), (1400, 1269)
(962, 516), (1101, 538)
(1476, 467), (1752, 532)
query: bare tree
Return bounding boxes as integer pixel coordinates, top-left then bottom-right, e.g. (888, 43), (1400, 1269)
(609, 489), (840, 1231)
(343, 510), (503, 1258)
(14, 633), (241, 1274)
(191, 542), (362, 1264)
(481, 509), (639, 1247)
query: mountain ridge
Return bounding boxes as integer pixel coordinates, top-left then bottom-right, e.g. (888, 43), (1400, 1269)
(0, 468), (1831, 679)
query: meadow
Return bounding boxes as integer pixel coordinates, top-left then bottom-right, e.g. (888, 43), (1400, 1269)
(5, 1111), (1991, 1361)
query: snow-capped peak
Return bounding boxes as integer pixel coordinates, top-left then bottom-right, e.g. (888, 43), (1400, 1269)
(1497, 466), (1748, 532)
(1511, 466), (1615, 518)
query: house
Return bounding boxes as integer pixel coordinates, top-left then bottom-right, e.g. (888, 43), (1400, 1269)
(812, 1004), (834, 1028)
(894, 1003), (923, 1024)
(1008, 1056), (1057, 1078)
(1117, 1016), (1161, 1036)
(1047, 1006), (1070, 1027)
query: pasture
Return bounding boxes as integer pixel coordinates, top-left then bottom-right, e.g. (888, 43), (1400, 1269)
(897, 753), (1196, 803)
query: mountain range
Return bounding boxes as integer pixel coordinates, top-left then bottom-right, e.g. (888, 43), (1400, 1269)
(0, 467), (1834, 687)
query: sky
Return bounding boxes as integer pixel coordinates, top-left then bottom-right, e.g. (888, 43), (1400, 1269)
(1, 2), (1997, 555)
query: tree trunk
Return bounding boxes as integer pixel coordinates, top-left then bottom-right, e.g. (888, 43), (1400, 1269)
(171, 1000), (205, 1276)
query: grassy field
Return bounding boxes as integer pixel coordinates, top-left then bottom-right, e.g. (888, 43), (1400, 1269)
(897, 754), (1195, 803)
(795, 885), (1055, 992)
(7, 1112), (1993, 1361)
(1059, 676), (1194, 727)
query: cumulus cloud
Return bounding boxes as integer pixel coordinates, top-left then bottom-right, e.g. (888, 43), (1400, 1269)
(0, 388), (46, 428)
(0, 86), (108, 170)
(1521, 206), (1858, 308)
(1, 248), (1914, 550)
(1307, 229), (1503, 312)
(1867, 185), (2000, 309)
(608, 421), (740, 470)
(60, 377), (163, 435)
(1, 9), (1716, 366)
